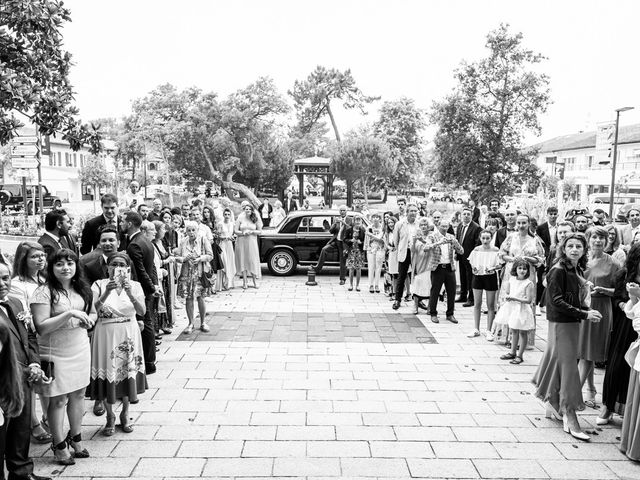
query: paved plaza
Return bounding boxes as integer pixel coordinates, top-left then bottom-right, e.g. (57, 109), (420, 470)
(30, 272), (640, 479)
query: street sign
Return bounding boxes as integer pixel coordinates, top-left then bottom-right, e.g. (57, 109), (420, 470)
(595, 121), (615, 165)
(11, 157), (39, 169)
(11, 144), (39, 157)
(14, 135), (39, 144)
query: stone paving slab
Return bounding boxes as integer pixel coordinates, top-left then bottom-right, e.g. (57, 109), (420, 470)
(29, 274), (640, 479)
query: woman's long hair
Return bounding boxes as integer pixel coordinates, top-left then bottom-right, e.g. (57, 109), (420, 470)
(626, 243), (640, 284)
(202, 206), (215, 230)
(556, 232), (588, 271)
(0, 321), (24, 418)
(12, 241), (46, 283)
(45, 249), (92, 313)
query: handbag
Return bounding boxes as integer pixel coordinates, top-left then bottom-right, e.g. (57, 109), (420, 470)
(40, 360), (55, 381)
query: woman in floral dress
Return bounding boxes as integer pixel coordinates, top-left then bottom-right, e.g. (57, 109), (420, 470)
(89, 253), (147, 436)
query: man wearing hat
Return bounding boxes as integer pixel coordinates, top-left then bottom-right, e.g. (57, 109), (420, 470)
(122, 180), (145, 211)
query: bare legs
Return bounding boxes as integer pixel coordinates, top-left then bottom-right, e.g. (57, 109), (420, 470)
(472, 289), (496, 335)
(579, 359), (597, 405)
(48, 387), (86, 459)
(509, 329), (528, 361)
(348, 269), (361, 290)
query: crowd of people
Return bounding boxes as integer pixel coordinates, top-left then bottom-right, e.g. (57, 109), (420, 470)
(1, 181), (640, 477)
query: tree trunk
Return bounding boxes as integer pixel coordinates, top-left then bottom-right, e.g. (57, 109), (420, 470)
(326, 101), (341, 143)
(382, 188), (388, 203)
(131, 157), (137, 182)
(361, 178), (369, 206)
(198, 144), (261, 207)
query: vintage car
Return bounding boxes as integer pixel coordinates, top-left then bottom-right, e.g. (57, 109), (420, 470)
(259, 209), (369, 275)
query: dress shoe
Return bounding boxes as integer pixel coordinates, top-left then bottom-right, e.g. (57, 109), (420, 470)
(392, 301), (400, 310)
(446, 315), (458, 324)
(339, 280), (345, 285)
(462, 301), (474, 308)
(430, 315), (439, 323)
(563, 414), (590, 441)
(418, 300), (429, 310)
(20, 473), (53, 480)
(455, 296), (467, 303)
(93, 401), (105, 416)
(146, 363), (156, 374)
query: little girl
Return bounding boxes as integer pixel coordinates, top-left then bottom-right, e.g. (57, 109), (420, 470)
(345, 216), (366, 291)
(495, 258), (535, 364)
(467, 229), (501, 340)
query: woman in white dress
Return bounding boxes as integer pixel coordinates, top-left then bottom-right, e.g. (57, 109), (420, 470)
(365, 212), (386, 293)
(217, 207), (236, 291)
(235, 201), (263, 289)
(89, 253), (147, 436)
(31, 249), (95, 465)
(410, 217), (433, 314)
(270, 200), (286, 227)
(9, 241), (51, 444)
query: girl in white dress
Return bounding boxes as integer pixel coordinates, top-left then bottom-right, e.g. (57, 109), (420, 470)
(495, 258), (535, 364)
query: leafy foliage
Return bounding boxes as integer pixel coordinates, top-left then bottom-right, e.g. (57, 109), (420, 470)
(78, 155), (112, 190)
(0, 0), (101, 153)
(332, 135), (396, 203)
(431, 24), (550, 201)
(290, 66), (379, 141)
(373, 97), (425, 191)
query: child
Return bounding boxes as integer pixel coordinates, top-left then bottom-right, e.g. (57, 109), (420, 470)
(467, 229), (501, 340)
(345, 216), (366, 291)
(495, 258), (535, 364)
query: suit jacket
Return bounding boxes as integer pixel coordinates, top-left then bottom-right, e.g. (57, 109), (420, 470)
(424, 231), (464, 271)
(536, 222), (553, 255)
(393, 218), (419, 262)
(471, 207), (481, 224)
(620, 224), (640, 246)
(80, 215), (125, 255)
(330, 215), (353, 242)
(283, 198), (298, 214)
(126, 231), (157, 296)
(456, 221), (481, 259)
(0, 296), (40, 379)
(78, 250), (109, 286)
(147, 211), (163, 222)
(495, 227), (516, 250)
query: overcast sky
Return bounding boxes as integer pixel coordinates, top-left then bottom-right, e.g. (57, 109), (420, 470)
(63, 0), (640, 144)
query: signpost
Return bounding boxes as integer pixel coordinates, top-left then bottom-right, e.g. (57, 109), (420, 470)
(10, 135), (41, 216)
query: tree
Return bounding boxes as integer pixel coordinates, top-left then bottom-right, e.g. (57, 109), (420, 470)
(332, 135), (395, 204)
(430, 24), (550, 201)
(290, 66), (379, 142)
(79, 156), (112, 212)
(539, 173), (558, 198)
(373, 97), (425, 192)
(0, 0), (101, 152)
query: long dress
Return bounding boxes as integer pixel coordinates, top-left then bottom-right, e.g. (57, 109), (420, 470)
(31, 287), (91, 397)
(153, 241), (173, 330)
(620, 299), (640, 461)
(218, 221), (236, 288)
(410, 235), (432, 299)
(89, 279), (147, 404)
(602, 269), (636, 415)
(578, 253), (618, 362)
(235, 214), (262, 278)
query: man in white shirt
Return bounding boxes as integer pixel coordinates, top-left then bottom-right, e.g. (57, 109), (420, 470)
(392, 204), (419, 310)
(620, 208), (640, 249)
(190, 205), (213, 243)
(122, 181), (145, 211)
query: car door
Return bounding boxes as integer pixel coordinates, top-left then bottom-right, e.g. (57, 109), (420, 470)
(295, 215), (333, 264)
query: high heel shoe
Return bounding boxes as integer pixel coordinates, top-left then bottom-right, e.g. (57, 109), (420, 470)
(52, 440), (75, 465)
(102, 414), (116, 436)
(66, 431), (90, 458)
(544, 403), (562, 421)
(562, 414), (590, 441)
(596, 411), (613, 425)
(119, 411), (134, 433)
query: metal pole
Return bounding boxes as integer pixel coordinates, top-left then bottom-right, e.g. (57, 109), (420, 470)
(608, 110), (621, 219)
(36, 131), (44, 216)
(143, 143), (148, 199)
(22, 175), (28, 217)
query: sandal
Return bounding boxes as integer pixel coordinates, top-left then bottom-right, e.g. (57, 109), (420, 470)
(119, 412), (134, 433)
(500, 353), (516, 360)
(102, 414), (116, 436)
(52, 440), (75, 465)
(31, 424), (52, 444)
(200, 323), (210, 333)
(183, 324), (194, 334)
(510, 356), (524, 365)
(66, 431), (90, 458)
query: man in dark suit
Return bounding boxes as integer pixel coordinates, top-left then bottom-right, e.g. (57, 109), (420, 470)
(0, 263), (51, 480)
(455, 207), (481, 307)
(37, 209), (76, 259)
(495, 208), (518, 249)
(535, 206), (558, 306)
(283, 191), (298, 214)
(488, 199), (506, 227)
(257, 198), (273, 227)
(312, 205), (352, 284)
(80, 193), (121, 255)
(124, 211), (159, 374)
(468, 199), (481, 224)
(78, 225), (118, 288)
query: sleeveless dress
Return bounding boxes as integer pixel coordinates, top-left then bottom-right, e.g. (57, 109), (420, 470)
(235, 214), (262, 278)
(494, 277), (535, 330)
(89, 279), (147, 403)
(31, 287), (91, 397)
(218, 221), (237, 286)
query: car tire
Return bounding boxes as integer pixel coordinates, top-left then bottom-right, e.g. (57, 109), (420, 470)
(267, 249), (297, 276)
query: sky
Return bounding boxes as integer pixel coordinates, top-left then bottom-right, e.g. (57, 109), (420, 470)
(62, 0), (640, 145)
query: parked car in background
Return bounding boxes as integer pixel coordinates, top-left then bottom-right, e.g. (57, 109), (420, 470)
(0, 184), (62, 213)
(259, 210), (369, 275)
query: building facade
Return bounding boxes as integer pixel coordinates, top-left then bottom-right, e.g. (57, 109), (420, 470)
(531, 123), (640, 202)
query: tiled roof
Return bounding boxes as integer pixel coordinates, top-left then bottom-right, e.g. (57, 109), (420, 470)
(530, 123), (640, 153)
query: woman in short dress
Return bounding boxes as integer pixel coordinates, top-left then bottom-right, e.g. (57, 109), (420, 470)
(217, 207), (236, 291)
(31, 249), (94, 465)
(175, 221), (213, 334)
(89, 253), (147, 436)
(578, 226), (619, 407)
(235, 201), (263, 289)
(365, 211), (386, 293)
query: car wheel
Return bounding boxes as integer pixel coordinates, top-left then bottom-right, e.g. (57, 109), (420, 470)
(267, 249), (297, 276)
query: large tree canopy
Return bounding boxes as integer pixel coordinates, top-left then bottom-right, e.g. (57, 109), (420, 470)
(0, 0), (101, 152)
(431, 24), (550, 201)
(290, 66), (378, 142)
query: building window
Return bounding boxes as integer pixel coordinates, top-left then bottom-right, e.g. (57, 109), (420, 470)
(65, 152), (70, 167)
(587, 155), (594, 168)
(57, 152), (62, 166)
(49, 155), (53, 166)
(73, 153), (77, 167)
(563, 157), (577, 171)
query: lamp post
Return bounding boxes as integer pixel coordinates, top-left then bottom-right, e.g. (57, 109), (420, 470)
(608, 106), (635, 219)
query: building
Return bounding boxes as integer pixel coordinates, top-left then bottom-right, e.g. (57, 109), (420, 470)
(530, 123), (640, 202)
